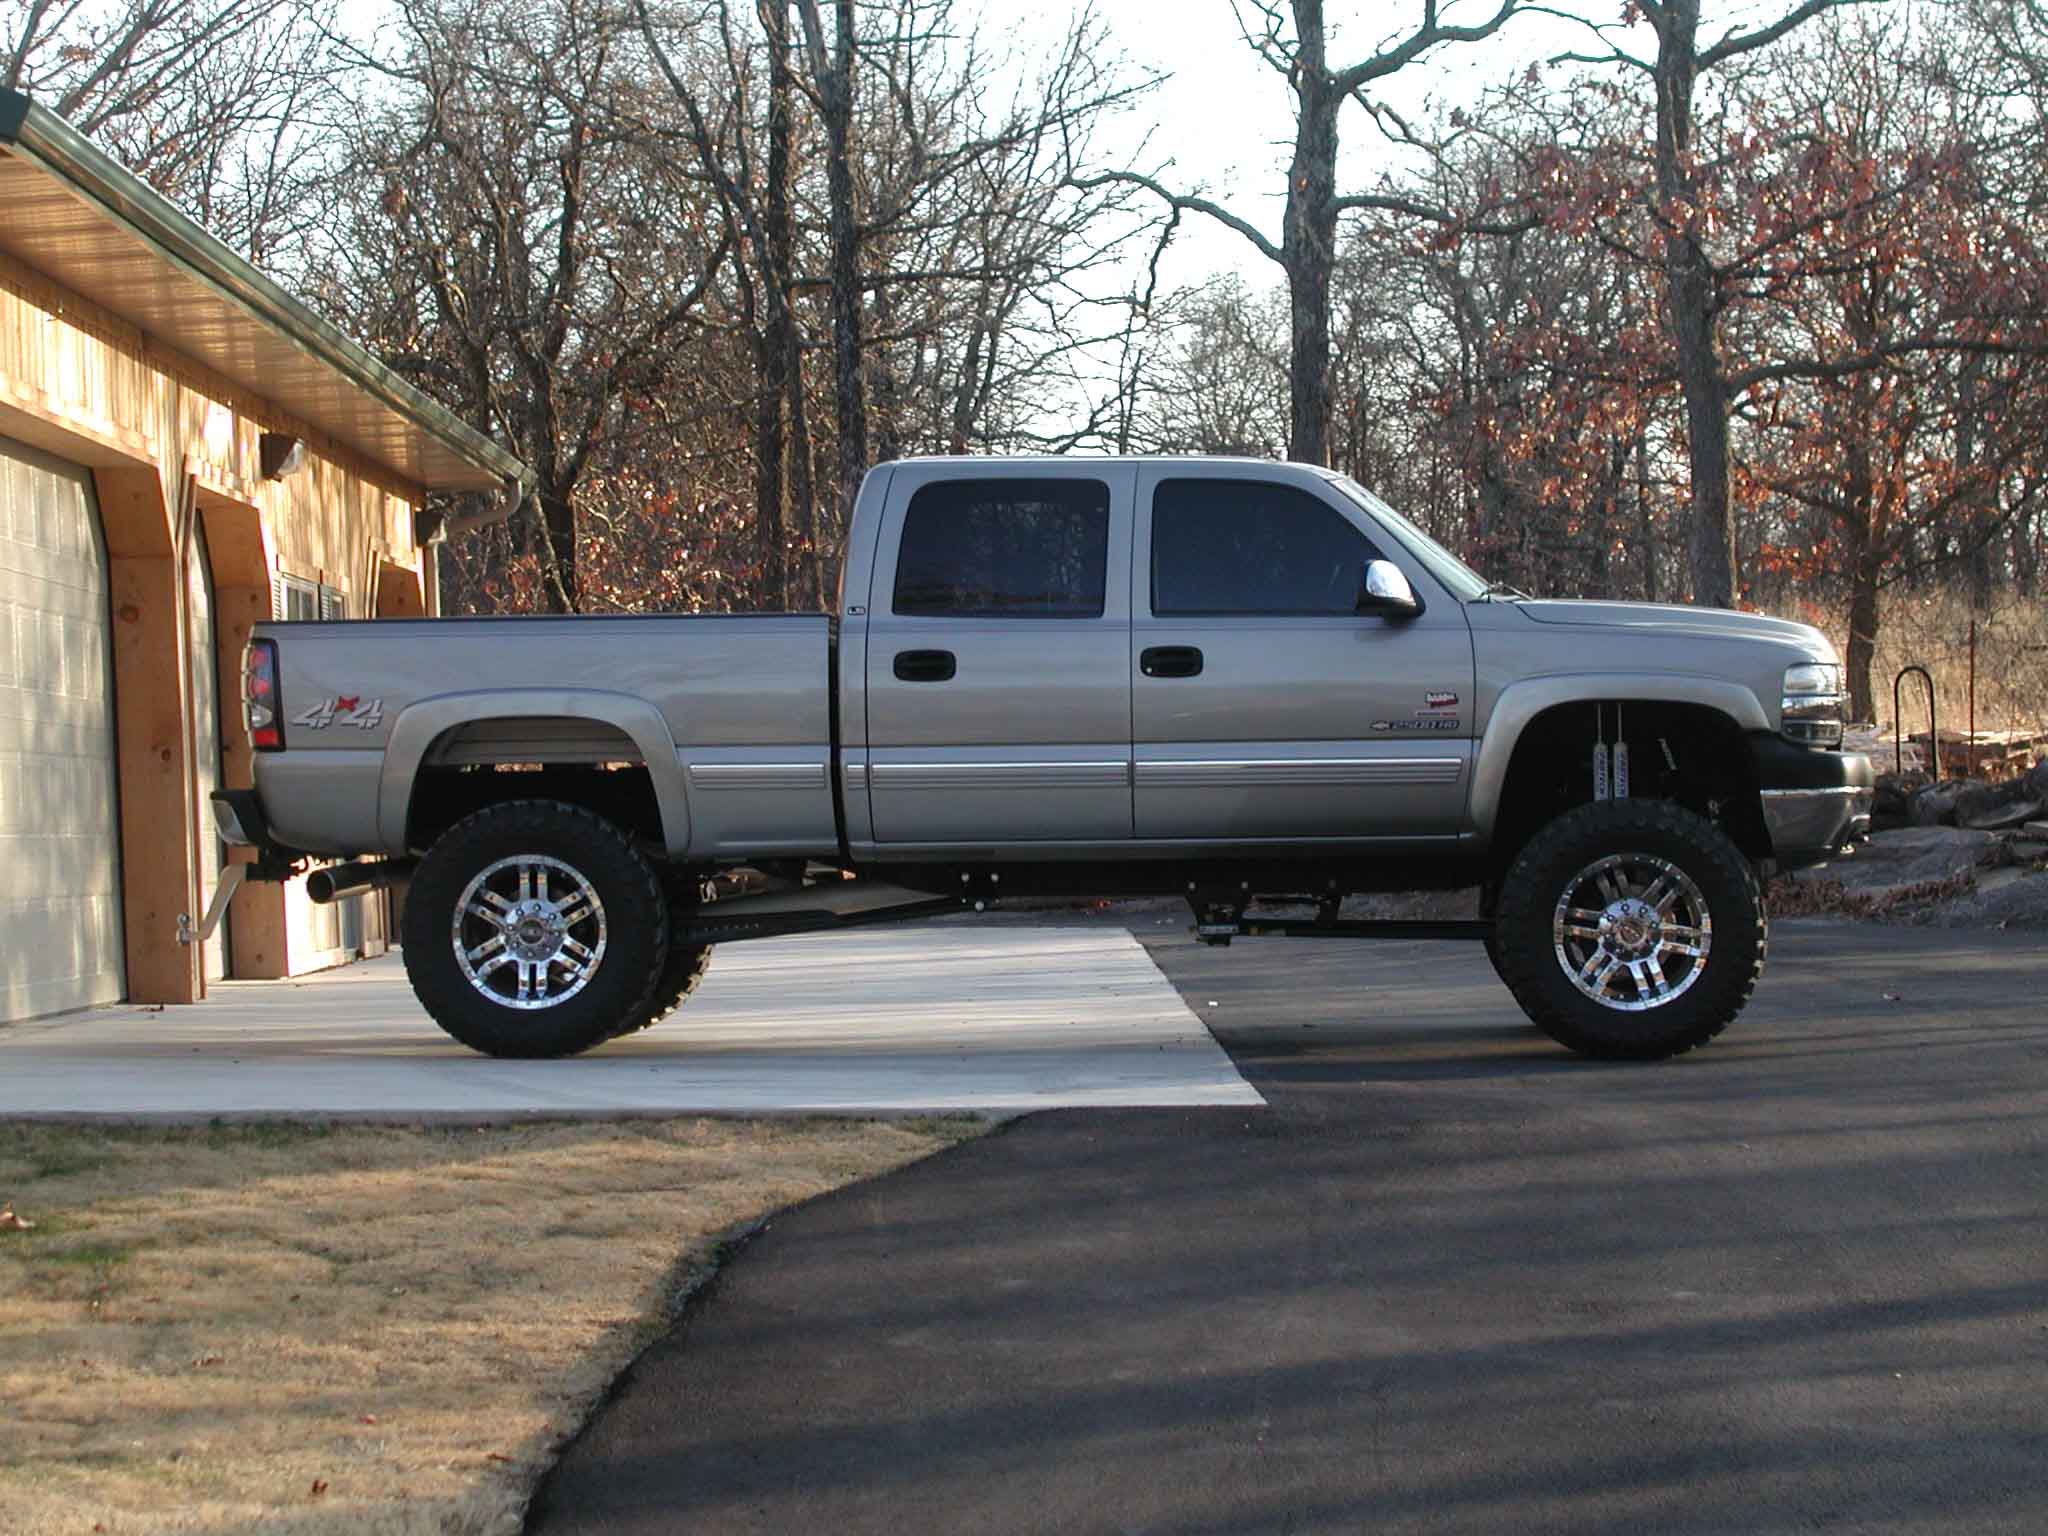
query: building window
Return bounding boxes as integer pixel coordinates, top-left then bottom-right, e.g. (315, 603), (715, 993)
(275, 572), (346, 621)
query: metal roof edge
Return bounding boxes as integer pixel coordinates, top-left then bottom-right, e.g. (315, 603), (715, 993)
(0, 88), (530, 500)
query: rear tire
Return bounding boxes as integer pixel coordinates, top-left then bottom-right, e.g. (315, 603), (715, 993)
(603, 869), (716, 1041)
(1493, 799), (1765, 1061)
(402, 800), (669, 1058)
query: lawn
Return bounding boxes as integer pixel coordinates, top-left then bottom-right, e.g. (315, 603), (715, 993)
(0, 1116), (982, 1534)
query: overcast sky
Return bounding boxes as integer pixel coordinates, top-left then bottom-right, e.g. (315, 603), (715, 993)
(988, 0), (1642, 292)
(327, 0), (1914, 297)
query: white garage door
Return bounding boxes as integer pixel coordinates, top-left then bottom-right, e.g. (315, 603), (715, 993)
(0, 437), (124, 1020)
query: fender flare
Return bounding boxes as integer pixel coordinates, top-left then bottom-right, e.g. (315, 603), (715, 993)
(378, 689), (692, 857)
(1469, 674), (1770, 842)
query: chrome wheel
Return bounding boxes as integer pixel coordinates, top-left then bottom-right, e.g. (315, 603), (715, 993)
(1552, 852), (1711, 1013)
(452, 854), (608, 1010)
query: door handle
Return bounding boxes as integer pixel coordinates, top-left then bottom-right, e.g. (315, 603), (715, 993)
(1140, 645), (1204, 678)
(893, 648), (957, 682)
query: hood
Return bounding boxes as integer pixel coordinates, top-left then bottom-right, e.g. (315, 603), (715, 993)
(1514, 600), (1831, 654)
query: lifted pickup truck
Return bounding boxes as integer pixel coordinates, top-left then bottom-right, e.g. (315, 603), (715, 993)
(212, 457), (1872, 1061)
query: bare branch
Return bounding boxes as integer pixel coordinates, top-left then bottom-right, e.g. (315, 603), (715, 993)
(1700, 0), (1884, 69)
(1068, 169), (1283, 264)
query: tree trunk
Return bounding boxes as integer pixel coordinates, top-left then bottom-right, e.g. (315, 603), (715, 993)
(871, 274), (902, 465)
(765, 1), (817, 607)
(1841, 432), (1881, 725)
(1650, 0), (1737, 609)
(1957, 354), (1993, 610)
(751, 325), (787, 612)
(1283, 0), (1337, 466)
(1845, 537), (1882, 727)
(535, 487), (578, 614)
(1635, 425), (1659, 603)
(786, 346), (818, 607)
(2016, 502), (2041, 597)
(757, 0), (804, 610)
(801, 0), (868, 564)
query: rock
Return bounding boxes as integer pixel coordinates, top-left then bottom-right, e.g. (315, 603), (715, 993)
(1960, 797), (2043, 833)
(1918, 867), (2048, 929)
(1871, 771), (1928, 831)
(1808, 825), (1995, 899)
(2027, 757), (2048, 802)
(1952, 777), (2034, 828)
(1909, 785), (1959, 827)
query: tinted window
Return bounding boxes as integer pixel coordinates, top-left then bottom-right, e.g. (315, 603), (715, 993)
(1152, 479), (1378, 615)
(893, 478), (1110, 618)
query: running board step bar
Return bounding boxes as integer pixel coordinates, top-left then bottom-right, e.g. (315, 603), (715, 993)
(676, 882), (966, 945)
(1198, 917), (1493, 946)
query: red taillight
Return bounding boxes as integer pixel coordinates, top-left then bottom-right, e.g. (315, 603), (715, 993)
(245, 639), (284, 750)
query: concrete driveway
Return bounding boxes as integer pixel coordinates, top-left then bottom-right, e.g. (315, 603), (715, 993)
(0, 925), (1260, 1117)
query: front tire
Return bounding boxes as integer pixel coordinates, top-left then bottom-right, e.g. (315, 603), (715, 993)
(402, 800), (670, 1058)
(1493, 799), (1766, 1061)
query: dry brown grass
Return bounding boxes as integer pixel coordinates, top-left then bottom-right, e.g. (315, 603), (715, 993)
(1780, 588), (2048, 736)
(0, 1117), (982, 1536)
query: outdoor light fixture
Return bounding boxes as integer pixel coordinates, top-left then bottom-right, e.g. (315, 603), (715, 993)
(260, 433), (307, 481)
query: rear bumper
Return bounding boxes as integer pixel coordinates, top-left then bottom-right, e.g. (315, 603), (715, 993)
(211, 790), (304, 879)
(1750, 736), (1874, 867)
(212, 788), (266, 848)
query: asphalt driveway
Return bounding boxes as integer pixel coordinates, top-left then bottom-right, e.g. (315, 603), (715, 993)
(529, 919), (2048, 1535)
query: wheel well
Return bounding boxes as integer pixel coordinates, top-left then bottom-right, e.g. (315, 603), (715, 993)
(408, 764), (663, 852)
(1488, 701), (1767, 881)
(405, 717), (667, 853)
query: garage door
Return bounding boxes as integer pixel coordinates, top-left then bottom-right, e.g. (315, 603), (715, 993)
(0, 436), (124, 1020)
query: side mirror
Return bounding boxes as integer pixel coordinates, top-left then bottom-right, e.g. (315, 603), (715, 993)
(1359, 559), (1423, 619)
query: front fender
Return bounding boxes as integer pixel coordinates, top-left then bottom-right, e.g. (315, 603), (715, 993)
(1468, 674), (1771, 843)
(378, 690), (692, 856)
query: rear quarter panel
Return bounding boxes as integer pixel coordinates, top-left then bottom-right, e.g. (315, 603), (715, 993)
(251, 614), (834, 858)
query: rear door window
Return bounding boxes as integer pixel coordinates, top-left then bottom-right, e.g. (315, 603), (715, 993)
(1152, 478), (1379, 616)
(893, 479), (1111, 619)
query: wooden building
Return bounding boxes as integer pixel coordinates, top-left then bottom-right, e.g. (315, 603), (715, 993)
(0, 89), (527, 1022)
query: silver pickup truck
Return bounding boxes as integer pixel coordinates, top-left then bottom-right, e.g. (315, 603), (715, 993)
(213, 456), (1872, 1061)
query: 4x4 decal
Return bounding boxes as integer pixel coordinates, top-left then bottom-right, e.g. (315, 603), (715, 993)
(291, 696), (386, 731)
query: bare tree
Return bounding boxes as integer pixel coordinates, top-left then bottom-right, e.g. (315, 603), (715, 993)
(792, 0), (867, 545)
(317, 0), (728, 612)
(1130, 277), (1289, 457)
(2, 0), (348, 258)
(1546, 0), (1882, 608)
(635, 0), (813, 608)
(1081, 0), (1525, 465)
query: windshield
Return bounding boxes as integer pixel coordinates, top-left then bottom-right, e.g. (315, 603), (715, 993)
(1325, 475), (1492, 603)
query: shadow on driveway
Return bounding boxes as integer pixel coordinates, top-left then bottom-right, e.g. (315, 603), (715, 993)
(528, 921), (2048, 1535)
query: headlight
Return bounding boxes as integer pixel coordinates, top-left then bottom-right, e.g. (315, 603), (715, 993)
(1781, 662), (1844, 747)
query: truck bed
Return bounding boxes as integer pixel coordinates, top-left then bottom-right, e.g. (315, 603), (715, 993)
(251, 614), (837, 860)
